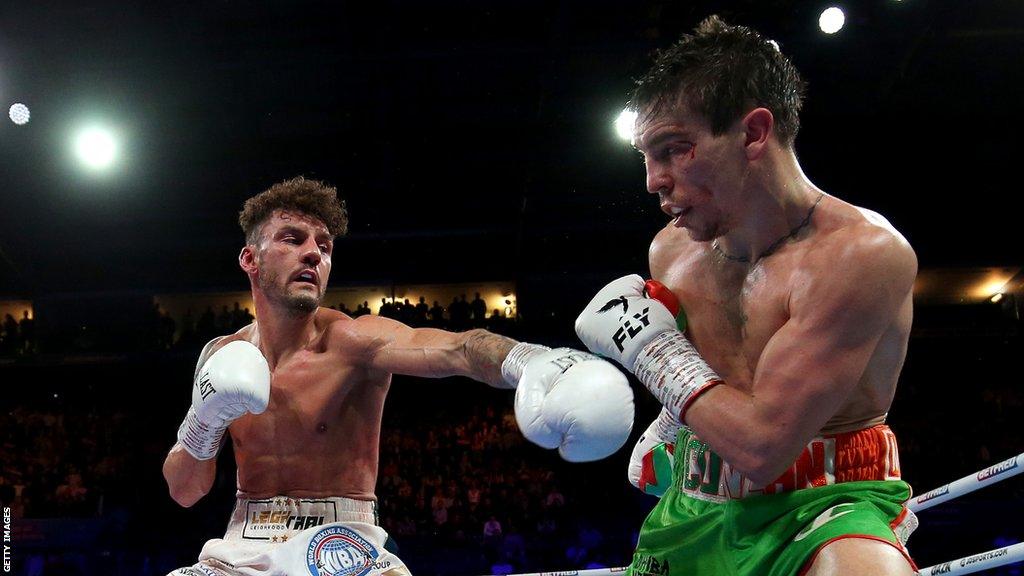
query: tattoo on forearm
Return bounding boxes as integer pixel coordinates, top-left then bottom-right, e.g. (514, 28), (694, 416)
(464, 330), (518, 388)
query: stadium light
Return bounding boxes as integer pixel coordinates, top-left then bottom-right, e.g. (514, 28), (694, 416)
(615, 108), (638, 142)
(819, 7), (846, 35)
(74, 126), (118, 170)
(9, 103), (30, 125)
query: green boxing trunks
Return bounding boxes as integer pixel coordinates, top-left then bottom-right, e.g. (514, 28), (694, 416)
(629, 425), (918, 576)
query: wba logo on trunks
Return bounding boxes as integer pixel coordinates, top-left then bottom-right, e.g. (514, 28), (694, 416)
(306, 526), (386, 576)
(242, 498), (335, 540)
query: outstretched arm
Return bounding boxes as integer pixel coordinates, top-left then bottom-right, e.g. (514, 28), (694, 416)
(341, 315), (636, 462)
(341, 316), (518, 388)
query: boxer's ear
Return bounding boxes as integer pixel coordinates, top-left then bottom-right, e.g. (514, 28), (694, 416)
(239, 245), (257, 274)
(741, 107), (773, 160)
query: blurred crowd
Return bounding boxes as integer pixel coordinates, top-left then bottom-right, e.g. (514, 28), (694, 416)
(1, 301), (1021, 575)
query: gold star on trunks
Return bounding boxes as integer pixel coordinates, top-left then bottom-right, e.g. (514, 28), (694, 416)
(271, 536), (279, 543)
(281, 535), (289, 542)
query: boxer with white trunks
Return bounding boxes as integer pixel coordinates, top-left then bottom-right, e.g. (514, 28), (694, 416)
(165, 177), (634, 576)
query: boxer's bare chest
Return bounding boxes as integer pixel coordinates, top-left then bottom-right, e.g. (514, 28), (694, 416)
(231, 348), (387, 460)
(656, 246), (800, 390)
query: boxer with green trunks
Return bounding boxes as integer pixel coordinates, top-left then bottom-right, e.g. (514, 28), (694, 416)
(575, 15), (920, 576)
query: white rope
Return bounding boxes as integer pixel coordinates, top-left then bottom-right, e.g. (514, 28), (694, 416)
(909, 452), (1024, 513)
(493, 541), (1024, 576)
(492, 545), (1024, 576)
(917, 541), (1024, 575)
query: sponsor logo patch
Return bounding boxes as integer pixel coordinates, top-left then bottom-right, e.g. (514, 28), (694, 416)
(172, 567), (222, 576)
(611, 307), (652, 352)
(914, 484), (950, 505)
(794, 503), (856, 542)
(977, 457), (1018, 482)
(242, 499), (335, 541)
(306, 526), (381, 576)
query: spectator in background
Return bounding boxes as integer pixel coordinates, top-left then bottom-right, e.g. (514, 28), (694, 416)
(2, 313), (20, 354)
(352, 301), (371, 317)
(471, 292), (487, 327)
(54, 470), (90, 516)
(19, 311), (35, 354)
(450, 294), (470, 331)
(158, 308), (177, 350)
(487, 309), (506, 333)
(216, 304), (232, 331)
(197, 306), (217, 338)
(414, 297), (429, 326)
(429, 300), (445, 327)
(400, 298), (415, 325)
(379, 297), (395, 318)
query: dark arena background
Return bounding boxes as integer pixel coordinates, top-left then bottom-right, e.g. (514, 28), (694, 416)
(1, 2), (1022, 575)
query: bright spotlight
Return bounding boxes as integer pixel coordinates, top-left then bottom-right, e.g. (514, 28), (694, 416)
(74, 126), (118, 170)
(9, 103), (30, 125)
(819, 7), (846, 34)
(615, 108), (638, 142)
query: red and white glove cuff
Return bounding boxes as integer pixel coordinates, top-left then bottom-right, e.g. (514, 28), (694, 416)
(632, 331), (723, 422)
(501, 342), (551, 388)
(177, 406), (227, 461)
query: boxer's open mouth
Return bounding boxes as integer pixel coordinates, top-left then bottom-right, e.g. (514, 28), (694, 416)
(672, 207), (691, 226)
(293, 270), (318, 284)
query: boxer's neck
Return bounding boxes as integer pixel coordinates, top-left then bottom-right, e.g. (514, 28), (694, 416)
(250, 292), (321, 367)
(714, 147), (823, 264)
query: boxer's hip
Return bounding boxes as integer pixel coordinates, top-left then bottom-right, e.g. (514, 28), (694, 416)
(193, 495), (408, 576)
(223, 495), (379, 542)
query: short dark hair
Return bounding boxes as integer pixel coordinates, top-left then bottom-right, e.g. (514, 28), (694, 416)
(239, 176), (348, 244)
(630, 15), (807, 145)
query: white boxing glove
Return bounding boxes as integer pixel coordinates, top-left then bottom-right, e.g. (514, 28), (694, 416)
(177, 340), (271, 460)
(574, 274), (680, 368)
(502, 343), (634, 462)
(576, 275), (723, 422)
(628, 408), (683, 497)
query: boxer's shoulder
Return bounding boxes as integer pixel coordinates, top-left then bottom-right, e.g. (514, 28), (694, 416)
(320, 310), (395, 360)
(789, 202), (917, 315)
(804, 199), (916, 278)
(649, 223), (702, 279)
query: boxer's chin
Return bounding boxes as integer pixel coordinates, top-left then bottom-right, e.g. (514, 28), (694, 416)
(687, 224), (721, 244)
(285, 293), (320, 315)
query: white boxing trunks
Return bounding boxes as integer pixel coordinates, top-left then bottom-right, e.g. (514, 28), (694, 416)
(168, 496), (410, 576)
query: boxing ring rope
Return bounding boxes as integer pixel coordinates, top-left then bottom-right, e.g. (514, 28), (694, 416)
(917, 542), (1024, 576)
(492, 452), (1024, 576)
(908, 452), (1024, 513)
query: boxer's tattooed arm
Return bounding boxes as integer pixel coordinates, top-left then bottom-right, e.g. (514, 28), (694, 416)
(463, 329), (519, 389)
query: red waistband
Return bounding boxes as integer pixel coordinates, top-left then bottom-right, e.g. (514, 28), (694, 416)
(679, 425), (902, 502)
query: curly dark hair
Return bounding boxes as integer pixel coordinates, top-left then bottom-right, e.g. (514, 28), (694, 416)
(239, 176), (348, 244)
(630, 15), (807, 146)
